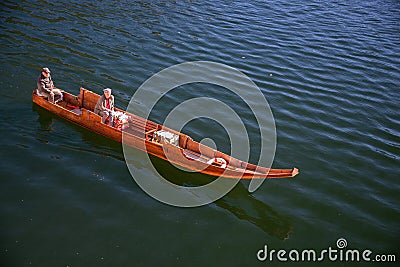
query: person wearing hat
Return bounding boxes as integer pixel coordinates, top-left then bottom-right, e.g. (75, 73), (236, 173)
(37, 67), (63, 103)
(94, 88), (115, 126)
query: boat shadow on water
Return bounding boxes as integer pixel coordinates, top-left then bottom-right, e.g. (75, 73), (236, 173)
(33, 104), (124, 160)
(152, 158), (293, 240)
(33, 104), (55, 132)
(33, 104), (292, 240)
(217, 182), (293, 240)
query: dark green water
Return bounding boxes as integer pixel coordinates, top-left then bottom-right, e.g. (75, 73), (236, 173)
(1, 0), (399, 266)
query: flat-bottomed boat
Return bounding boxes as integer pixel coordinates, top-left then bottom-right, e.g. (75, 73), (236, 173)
(32, 87), (298, 179)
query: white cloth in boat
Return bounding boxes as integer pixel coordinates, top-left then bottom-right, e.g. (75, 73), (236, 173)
(207, 157), (227, 168)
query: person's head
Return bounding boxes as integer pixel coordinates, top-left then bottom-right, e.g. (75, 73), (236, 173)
(103, 88), (112, 99)
(41, 67), (51, 77)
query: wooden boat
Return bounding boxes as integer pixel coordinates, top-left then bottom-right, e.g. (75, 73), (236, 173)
(32, 87), (298, 179)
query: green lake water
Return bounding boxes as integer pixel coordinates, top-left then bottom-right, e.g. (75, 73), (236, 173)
(0, 0), (399, 266)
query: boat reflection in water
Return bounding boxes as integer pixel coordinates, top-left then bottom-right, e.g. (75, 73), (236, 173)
(33, 104), (55, 132)
(152, 157), (293, 240)
(215, 181), (292, 240)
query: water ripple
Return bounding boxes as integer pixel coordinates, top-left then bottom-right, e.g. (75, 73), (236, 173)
(1, 0), (399, 263)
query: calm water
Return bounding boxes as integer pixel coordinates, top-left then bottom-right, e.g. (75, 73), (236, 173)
(1, 0), (399, 266)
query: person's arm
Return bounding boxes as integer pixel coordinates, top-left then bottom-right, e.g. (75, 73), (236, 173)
(110, 96), (115, 111)
(49, 75), (54, 89)
(39, 79), (52, 93)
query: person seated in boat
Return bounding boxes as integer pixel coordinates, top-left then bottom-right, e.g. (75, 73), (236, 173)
(94, 88), (115, 126)
(37, 67), (63, 103)
(207, 157), (227, 168)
